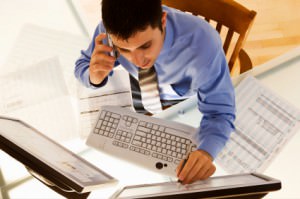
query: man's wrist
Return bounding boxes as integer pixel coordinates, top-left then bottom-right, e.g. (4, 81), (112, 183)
(197, 149), (213, 161)
(89, 75), (108, 88)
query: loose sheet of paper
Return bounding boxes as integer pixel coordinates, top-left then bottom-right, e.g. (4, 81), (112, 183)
(216, 76), (300, 173)
(0, 57), (79, 141)
(78, 69), (133, 138)
(0, 57), (68, 113)
(5, 96), (79, 141)
(2, 23), (89, 96)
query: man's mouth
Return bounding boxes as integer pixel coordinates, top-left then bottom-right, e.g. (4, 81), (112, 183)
(140, 60), (151, 68)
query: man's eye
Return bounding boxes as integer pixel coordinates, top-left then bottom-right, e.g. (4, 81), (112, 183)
(118, 48), (130, 53)
(141, 44), (151, 49)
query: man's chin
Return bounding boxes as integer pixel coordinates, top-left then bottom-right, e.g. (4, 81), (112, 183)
(139, 61), (153, 69)
(139, 65), (152, 69)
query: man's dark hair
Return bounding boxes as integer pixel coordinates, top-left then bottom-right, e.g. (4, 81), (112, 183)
(102, 0), (163, 40)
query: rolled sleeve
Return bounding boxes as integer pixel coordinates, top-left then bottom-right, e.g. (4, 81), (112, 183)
(195, 50), (236, 159)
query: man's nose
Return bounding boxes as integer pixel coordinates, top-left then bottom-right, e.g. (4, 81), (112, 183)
(131, 50), (145, 67)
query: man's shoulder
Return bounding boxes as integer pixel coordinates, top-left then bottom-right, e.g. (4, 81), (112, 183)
(90, 22), (106, 40)
(164, 5), (221, 49)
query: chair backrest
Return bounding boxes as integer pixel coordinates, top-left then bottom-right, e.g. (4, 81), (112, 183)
(162, 0), (256, 72)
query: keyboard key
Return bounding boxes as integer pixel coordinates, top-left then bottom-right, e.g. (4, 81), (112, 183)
(137, 126), (151, 133)
(139, 121), (146, 126)
(136, 130), (147, 137)
(132, 140), (142, 147)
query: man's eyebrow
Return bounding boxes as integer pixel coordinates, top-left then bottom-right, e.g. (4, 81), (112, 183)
(114, 40), (152, 51)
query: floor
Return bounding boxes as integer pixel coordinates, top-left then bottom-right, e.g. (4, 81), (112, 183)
(236, 0), (300, 66)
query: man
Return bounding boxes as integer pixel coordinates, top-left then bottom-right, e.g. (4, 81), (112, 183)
(75, 0), (235, 184)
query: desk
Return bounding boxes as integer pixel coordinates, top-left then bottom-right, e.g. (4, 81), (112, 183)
(2, 47), (300, 198)
(246, 47), (300, 198)
(91, 47), (300, 199)
(0, 0), (88, 198)
(87, 47), (300, 198)
(1, 46), (300, 198)
(83, 47), (300, 199)
(154, 46), (300, 198)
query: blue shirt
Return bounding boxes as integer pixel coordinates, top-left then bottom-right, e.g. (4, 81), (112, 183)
(74, 6), (236, 159)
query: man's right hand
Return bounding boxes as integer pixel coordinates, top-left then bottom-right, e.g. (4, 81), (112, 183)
(89, 33), (116, 85)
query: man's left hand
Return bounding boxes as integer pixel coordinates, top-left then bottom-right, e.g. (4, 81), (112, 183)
(176, 150), (216, 184)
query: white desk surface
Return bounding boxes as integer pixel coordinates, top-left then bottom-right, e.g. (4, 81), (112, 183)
(2, 48), (300, 198)
(247, 47), (300, 198)
(155, 46), (300, 199)
(82, 47), (300, 198)
(0, 1), (87, 198)
(0, 1), (299, 197)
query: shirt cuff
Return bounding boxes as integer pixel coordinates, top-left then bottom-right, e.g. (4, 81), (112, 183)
(197, 134), (227, 160)
(83, 68), (109, 89)
(89, 76), (108, 88)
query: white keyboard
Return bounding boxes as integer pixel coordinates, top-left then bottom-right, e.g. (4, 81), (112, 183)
(86, 106), (198, 177)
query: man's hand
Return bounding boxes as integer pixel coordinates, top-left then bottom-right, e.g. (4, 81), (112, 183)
(176, 150), (216, 185)
(89, 33), (116, 85)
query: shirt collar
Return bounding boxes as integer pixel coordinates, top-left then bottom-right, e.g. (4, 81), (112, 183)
(157, 14), (174, 61)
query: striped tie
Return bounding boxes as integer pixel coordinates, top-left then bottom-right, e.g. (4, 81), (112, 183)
(138, 66), (162, 114)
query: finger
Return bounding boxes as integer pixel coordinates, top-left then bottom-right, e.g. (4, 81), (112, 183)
(176, 159), (185, 177)
(183, 156), (214, 184)
(93, 44), (115, 56)
(188, 162), (212, 184)
(91, 53), (116, 66)
(178, 154), (198, 182)
(185, 160), (210, 184)
(90, 56), (114, 72)
(90, 63), (114, 72)
(202, 165), (216, 180)
(180, 150), (214, 184)
(94, 33), (107, 45)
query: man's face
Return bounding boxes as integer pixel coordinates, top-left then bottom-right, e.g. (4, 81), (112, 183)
(110, 13), (167, 69)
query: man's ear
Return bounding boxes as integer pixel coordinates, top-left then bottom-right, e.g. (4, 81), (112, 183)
(161, 11), (167, 28)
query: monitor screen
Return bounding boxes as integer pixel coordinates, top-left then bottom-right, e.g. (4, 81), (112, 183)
(0, 116), (116, 193)
(113, 173), (281, 199)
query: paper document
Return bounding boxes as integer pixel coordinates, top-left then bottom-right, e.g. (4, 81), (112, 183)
(0, 57), (78, 141)
(216, 76), (300, 173)
(3, 24), (89, 95)
(5, 96), (79, 141)
(0, 57), (68, 113)
(78, 69), (133, 138)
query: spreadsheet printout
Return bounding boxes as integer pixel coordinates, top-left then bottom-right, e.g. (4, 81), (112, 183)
(216, 76), (300, 173)
(0, 57), (68, 113)
(0, 57), (78, 141)
(3, 24), (89, 96)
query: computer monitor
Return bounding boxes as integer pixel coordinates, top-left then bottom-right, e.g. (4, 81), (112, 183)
(111, 173), (281, 199)
(0, 116), (117, 199)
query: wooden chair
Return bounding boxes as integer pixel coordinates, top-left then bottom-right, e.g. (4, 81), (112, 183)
(162, 0), (257, 74)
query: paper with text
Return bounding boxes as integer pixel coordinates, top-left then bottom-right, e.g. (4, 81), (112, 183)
(216, 76), (300, 173)
(5, 96), (79, 143)
(3, 24), (89, 95)
(79, 69), (133, 138)
(0, 57), (79, 141)
(0, 57), (68, 113)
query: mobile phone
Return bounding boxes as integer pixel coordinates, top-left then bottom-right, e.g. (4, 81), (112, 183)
(106, 33), (118, 58)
